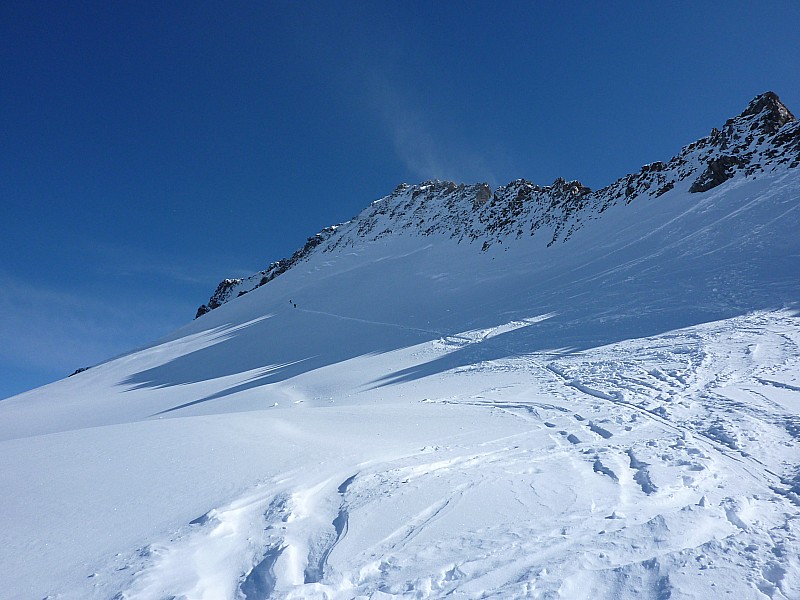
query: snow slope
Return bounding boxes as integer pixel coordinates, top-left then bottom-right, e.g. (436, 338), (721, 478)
(2, 94), (800, 599)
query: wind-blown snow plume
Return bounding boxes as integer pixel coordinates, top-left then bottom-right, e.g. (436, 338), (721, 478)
(371, 80), (500, 185)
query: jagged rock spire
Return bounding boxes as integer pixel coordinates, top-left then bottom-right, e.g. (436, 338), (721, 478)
(738, 91), (795, 133)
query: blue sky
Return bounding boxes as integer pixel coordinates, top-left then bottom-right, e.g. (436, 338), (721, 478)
(2, 1), (799, 399)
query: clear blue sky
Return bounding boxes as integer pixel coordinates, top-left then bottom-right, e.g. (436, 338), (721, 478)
(2, 1), (799, 399)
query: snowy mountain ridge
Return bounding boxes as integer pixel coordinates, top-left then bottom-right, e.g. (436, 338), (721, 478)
(197, 91), (799, 317)
(3, 92), (800, 600)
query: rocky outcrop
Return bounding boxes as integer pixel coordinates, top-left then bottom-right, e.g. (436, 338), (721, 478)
(738, 91), (795, 133)
(680, 91), (798, 192)
(689, 155), (747, 193)
(196, 92), (800, 318)
(195, 279), (243, 318)
(195, 228), (337, 318)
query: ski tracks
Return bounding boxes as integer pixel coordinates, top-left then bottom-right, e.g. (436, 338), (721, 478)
(527, 310), (800, 598)
(109, 310), (800, 599)
(113, 469), (363, 600)
(416, 309), (800, 597)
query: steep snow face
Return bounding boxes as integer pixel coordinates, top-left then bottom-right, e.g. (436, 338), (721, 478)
(2, 95), (800, 600)
(197, 92), (800, 315)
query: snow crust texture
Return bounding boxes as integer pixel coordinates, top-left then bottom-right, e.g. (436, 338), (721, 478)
(2, 92), (800, 600)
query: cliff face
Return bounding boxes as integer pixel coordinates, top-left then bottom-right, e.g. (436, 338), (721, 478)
(197, 92), (800, 318)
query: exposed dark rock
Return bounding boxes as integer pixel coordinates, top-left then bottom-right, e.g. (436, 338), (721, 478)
(739, 91), (795, 134)
(689, 155), (747, 193)
(195, 278), (243, 317)
(474, 183), (492, 209)
(655, 181), (675, 197)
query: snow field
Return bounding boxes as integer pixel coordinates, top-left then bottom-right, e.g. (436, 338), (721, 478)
(13, 308), (798, 599)
(2, 165), (800, 598)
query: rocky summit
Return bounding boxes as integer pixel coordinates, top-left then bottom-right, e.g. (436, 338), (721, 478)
(197, 92), (800, 318)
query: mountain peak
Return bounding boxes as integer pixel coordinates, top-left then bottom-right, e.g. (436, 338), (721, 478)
(738, 91), (795, 131)
(196, 92), (800, 317)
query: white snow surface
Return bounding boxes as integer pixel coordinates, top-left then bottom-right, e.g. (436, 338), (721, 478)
(2, 164), (800, 599)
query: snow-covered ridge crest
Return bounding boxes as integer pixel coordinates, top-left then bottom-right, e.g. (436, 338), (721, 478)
(196, 91), (799, 318)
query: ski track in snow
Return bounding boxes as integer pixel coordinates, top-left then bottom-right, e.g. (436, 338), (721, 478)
(294, 307), (446, 337)
(93, 309), (800, 600)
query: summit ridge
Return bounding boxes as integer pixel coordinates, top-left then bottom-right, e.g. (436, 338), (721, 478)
(197, 92), (799, 317)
